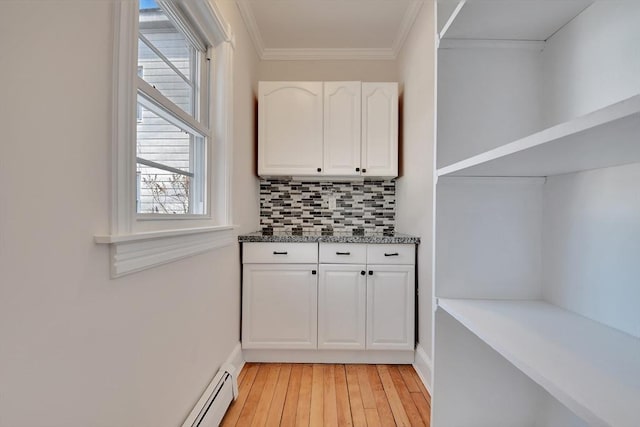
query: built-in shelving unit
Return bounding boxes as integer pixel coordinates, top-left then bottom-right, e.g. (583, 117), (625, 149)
(432, 1), (640, 426)
(437, 94), (640, 177)
(438, 298), (640, 427)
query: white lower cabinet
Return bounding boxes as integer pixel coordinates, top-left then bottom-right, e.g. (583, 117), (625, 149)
(318, 264), (367, 349)
(242, 263), (318, 349)
(242, 242), (415, 360)
(366, 265), (415, 350)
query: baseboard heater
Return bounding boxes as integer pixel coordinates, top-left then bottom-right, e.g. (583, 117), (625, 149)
(182, 363), (238, 427)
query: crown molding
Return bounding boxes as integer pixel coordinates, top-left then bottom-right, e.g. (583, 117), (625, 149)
(261, 47), (397, 61)
(391, 1), (424, 57)
(236, 0), (265, 58)
(236, 0), (424, 61)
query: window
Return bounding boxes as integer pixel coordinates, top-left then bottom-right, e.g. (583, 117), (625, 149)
(136, 0), (208, 216)
(97, 0), (236, 277)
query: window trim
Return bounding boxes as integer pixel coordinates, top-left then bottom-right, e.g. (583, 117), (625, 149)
(96, 0), (236, 277)
(136, 66), (143, 122)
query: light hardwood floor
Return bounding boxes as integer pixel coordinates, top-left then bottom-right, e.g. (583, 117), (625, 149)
(221, 363), (431, 427)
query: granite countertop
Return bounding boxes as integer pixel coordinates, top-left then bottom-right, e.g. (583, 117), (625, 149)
(238, 231), (420, 244)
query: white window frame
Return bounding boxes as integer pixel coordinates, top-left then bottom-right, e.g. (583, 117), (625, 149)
(136, 66), (143, 122)
(95, 0), (236, 277)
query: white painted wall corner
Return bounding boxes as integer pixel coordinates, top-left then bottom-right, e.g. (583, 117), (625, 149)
(226, 342), (246, 379)
(413, 343), (433, 394)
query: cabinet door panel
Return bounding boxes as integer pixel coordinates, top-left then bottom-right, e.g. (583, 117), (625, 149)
(324, 82), (361, 176)
(366, 264), (414, 350)
(318, 264), (366, 349)
(242, 264), (318, 349)
(259, 82), (323, 176)
(362, 82), (398, 177)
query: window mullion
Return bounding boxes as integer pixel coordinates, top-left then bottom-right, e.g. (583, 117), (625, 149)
(191, 48), (198, 122)
(189, 135), (195, 214)
(137, 78), (209, 137)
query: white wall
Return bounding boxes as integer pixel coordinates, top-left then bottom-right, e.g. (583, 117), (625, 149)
(395, 1), (436, 376)
(436, 178), (544, 300)
(259, 59), (398, 81)
(0, 1), (259, 426)
(542, 163), (640, 339)
(437, 47), (543, 168)
(541, 2), (640, 127)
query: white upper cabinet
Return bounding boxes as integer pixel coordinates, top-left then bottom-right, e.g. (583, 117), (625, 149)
(259, 81), (398, 178)
(323, 82), (362, 176)
(258, 82), (323, 176)
(362, 82), (398, 177)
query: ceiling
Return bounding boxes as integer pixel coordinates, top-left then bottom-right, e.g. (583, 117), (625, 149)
(439, 0), (594, 41)
(236, 0), (424, 60)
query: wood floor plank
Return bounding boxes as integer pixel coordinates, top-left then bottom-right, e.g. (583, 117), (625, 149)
(408, 368), (431, 405)
(323, 365), (339, 426)
(235, 364), (270, 426)
(366, 365), (396, 427)
(388, 366), (426, 427)
(356, 365), (376, 409)
(232, 364), (431, 427)
(334, 365), (354, 427)
(398, 365), (421, 393)
(251, 364), (282, 426)
(265, 364), (292, 427)
(377, 365), (411, 427)
(296, 364), (313, 426)
(236, 363), (248, 386)
(365, 408), (382, 427)
(221, 363), (260, 427)
(345, 365), (367, 427)
(411, 392), (431, 427)
(310, 364), (324, 427)
(280, 364), (303, 427)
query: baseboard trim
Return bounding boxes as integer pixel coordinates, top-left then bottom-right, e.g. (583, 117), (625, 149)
(226, 342), (245, 378)
(181, 342), (245, 427)
(243, 349), (415, 364)
(413, 343), (433, 394)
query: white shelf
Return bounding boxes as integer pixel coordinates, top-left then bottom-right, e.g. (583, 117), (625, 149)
(437, 94), (640, 177)
(438, 298), (640, 427)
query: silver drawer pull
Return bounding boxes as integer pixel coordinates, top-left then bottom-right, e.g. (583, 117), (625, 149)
(273, 251), (288, 255)
(384, 252), (399, 256)
(336, 251), (351, 255)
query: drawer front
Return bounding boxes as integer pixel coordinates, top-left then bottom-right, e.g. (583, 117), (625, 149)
(243, 242), (318, 264)
(367, 244), (415, 265)
(319, 243), (367, 264)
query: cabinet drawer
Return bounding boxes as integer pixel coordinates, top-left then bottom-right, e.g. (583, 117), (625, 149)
(243, 242), (318, 264)
(367, 244), (415, 265)
(319, 243), (367, 264)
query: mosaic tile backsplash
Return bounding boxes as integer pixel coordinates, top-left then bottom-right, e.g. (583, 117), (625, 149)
(260, 179), (395, 234)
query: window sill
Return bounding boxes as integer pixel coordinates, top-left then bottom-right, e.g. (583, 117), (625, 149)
(95, 225), (237, 278)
